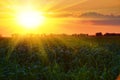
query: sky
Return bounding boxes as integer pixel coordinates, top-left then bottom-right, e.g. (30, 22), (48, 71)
(0, 0), (120, 36)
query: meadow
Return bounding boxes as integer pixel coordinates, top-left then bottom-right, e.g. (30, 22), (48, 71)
(0, 35), (120, 80)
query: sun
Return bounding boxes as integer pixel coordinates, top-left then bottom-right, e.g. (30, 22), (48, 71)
(17, 11), (45, 29)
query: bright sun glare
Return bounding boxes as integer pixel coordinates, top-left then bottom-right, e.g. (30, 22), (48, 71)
(17, 11), (45, 29)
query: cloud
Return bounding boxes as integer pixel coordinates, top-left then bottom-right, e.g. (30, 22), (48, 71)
(44, 12), (120, 26)
(80, 12), (120, 18)
(82, 19), (120, 26)
(80, 12), (120, 26)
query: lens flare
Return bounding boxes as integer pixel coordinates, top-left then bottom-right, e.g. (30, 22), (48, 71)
(17, 11), (45, 29)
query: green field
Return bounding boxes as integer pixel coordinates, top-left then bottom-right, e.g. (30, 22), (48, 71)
(0, 35), (120, 80)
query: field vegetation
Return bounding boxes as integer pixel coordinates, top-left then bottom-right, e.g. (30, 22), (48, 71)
(0, 35), (120, 80)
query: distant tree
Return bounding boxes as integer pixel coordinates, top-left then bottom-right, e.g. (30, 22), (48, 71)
(79, 34), (88, 37)
(104, 33), (120, 36)
(72, 33), (88, 37)
(12, 33), (19, 38)
(72, 34), (77, 37)
(96, 32), (103, 36)
(0, 34), (2, 38)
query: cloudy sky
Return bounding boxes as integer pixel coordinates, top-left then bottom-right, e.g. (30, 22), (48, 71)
(0, 0), (120, 35)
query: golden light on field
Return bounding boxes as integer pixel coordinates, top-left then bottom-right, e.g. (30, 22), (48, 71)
(16, 10), (45, 30)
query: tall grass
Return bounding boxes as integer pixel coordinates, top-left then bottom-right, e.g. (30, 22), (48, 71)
(0, 36), (120, 80)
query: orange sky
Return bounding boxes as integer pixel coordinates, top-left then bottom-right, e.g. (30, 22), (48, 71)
(0, 0), (120, 35)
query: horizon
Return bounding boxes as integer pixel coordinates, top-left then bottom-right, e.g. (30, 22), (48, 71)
(0, 32), (120, 37)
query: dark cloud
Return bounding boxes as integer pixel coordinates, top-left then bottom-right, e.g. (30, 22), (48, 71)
(79, 12), (120, 26)
(82, 19), (120, 26)
(47, 12), (120, 26)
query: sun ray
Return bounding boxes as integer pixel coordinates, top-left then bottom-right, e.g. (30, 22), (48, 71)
(36, 0), (87, 12)
(0, 0), (88, 35)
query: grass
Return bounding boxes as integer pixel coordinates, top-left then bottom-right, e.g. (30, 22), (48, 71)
(0, 35), (120, 80)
